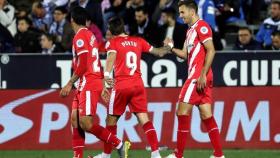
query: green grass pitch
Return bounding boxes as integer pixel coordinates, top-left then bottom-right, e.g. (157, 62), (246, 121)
(0, 150), (279, 158)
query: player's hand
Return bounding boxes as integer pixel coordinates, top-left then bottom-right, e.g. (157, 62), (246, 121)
(101, 88), (110, 103)
(196, 74), (207, 93)
(105, 77), (114, 87)
(164, 38), (174, 52)
(60, 82), (72, 97)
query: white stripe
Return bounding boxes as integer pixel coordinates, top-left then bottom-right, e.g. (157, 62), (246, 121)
(188, 42), (201, 72)
(187, 29), (197, 47)
(202, 37), (212, 43)
(109, 90), (116, 115)
(145, 129), (155, 134)
(106, 133), (111, 143)
(208, 127), (218, 133)
(183, 79), (196, 103)
(77, 50), (88, 55)
(86, 91), (91, 115)
(73, 145), (85, 149)
(188, 65), (196, 79)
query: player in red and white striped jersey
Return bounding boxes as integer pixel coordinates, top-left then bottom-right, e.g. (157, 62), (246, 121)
(165, 1), (224, 158)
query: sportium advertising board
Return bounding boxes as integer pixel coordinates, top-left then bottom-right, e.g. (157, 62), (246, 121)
(0, 87), (279, 150)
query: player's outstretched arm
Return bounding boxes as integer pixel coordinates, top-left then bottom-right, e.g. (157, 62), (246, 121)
(164, 38), (188, 59)
(150, 46), (172, 57)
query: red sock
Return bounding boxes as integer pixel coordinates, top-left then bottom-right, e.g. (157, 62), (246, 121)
(72, 127), (85, 158)
(142, 121), (159, 151)
(104, 125), (117, 154)
(175, 115), (190, 158)
(202, 116), (223, 157)
(89, 124), (121, 148)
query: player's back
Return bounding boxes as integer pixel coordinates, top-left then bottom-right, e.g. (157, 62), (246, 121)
(72, 28), (103, 91)
(106, 35), (152, 89)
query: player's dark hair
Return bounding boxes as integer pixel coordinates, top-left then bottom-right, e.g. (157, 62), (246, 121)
(135, 6), (148, 15)
(238, 26), (252, 34)
(178, 0), (198, 13)
(162, 8), (177, 20)
(108, 16), (125, 35)
(70, 6), (88, 26)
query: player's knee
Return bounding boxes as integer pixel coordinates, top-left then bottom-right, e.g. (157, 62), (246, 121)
(200, 111), (212, 120)
(106, 115), (118, 126)
(79, 117), (93, 131)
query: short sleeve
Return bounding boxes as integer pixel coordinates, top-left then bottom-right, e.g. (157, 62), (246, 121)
(139, 37), (153, 53)
(196, 21), (213, 44)
(74, 36), (89, 56)
(105, 39), (117, 53)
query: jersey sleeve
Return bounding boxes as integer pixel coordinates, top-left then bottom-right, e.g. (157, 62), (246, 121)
(74, 35), (90, 56)
(105, 39), (117, 53)
(196, 21), (213, 44)
(139, 37), (153, 53)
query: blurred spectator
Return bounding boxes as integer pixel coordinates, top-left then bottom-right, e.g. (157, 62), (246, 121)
(103, 0), (126, 31)
(233, 26), (262, 51)
(86, 18), (104, 44)
(265, 31), (280, 51)
(31, 1), (53, 32)
(70, 0), (103, 32)
(242, 0), (267, 24)
(129, 6), (161, 46)
(0, 23), (14, 53)
(152, 0), (178, 25)
(196, 0), (217, 30)
(159, 8), (187, 49)
(256, 0), (280, 47)
(43, 0), (69, 10)
(15, 17), (41, 53)
(124, 0), (146, 26)
(98, 29), (113, 52)
(40, 33), (64, 54)
(0, 0), (17, 36)
(49, 6), (74, 51)
(196, 0), (223, 50)
(216, 0), (246, 37)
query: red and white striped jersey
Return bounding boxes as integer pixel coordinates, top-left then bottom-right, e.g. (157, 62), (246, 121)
(185, 19), (213, 80)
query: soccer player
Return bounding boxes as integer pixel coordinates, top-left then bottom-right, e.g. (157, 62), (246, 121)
(59, 7), (129, 158)
(164, 1), (224, 158)
(93, 17), (171, 158)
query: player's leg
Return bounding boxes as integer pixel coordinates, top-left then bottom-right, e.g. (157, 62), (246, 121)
(71, 94), (85, 158)
(198, 104), (224, 158)
(129, 85), (161, 158)
(94, 115), (120, 158)
(134, 112), (161, 158)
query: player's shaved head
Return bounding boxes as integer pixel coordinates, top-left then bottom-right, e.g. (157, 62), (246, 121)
(108, 16), (125, 35)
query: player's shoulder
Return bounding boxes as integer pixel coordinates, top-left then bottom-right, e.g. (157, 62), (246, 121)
(196, 20), (211, 34)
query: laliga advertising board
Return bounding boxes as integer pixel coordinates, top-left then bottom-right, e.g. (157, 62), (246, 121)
(0, 87), (279, 150)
